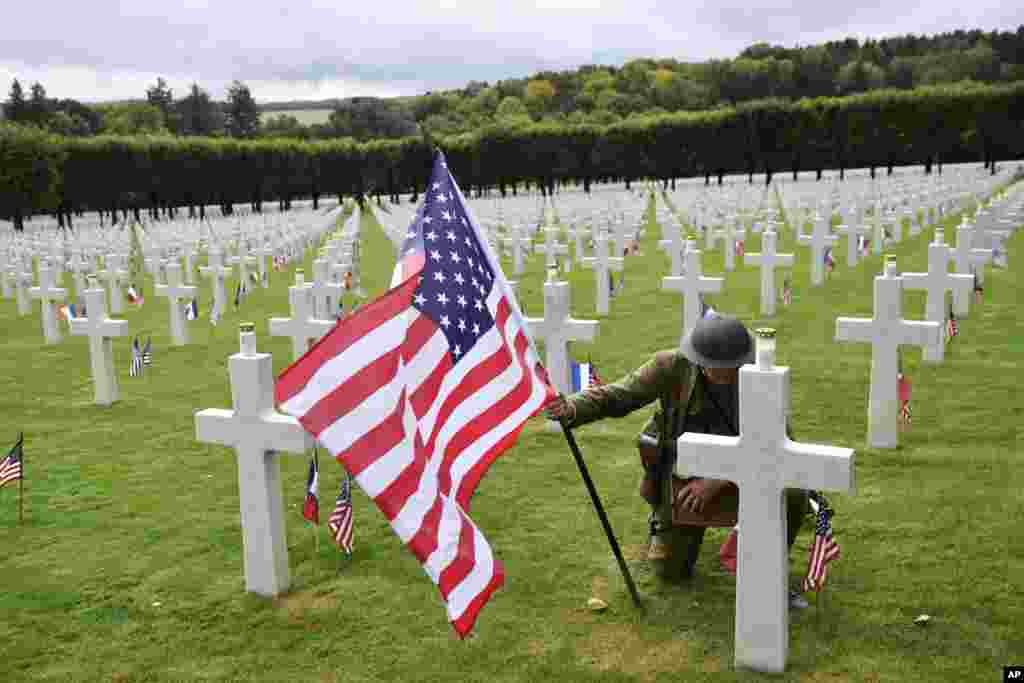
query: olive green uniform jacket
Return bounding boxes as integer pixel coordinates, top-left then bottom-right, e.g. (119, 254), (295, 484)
(564, 349), (809, 573)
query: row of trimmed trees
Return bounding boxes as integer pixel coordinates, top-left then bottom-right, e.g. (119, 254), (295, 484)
(2, 81), (1022, 231)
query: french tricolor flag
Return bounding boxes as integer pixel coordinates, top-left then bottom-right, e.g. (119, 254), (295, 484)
(570, 360), (595, 393)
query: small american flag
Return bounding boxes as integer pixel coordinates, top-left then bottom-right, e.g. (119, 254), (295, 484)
(142, 338), (153, 367)
(973, 269), (983, 305)
(782, 277), (792, 306)
(302, 455), (320, 524)
(945, 303), (958, 341)
(734, 239), (745, 259)
(129, 337), (144, 378)
(802, 493), (840, 593)
(328, 474), (354, 555)
(0, 433), (23, 488)
(898, 370), (912, 427)
(824, 247), (835, 273)
(273, 255), (286, 271)
(858, 235), (869, 256)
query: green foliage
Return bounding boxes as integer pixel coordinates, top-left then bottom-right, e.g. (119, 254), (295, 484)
(96, 103), (168, 136)
(224, 81), (260, 139)
(0, 122), (66, 229)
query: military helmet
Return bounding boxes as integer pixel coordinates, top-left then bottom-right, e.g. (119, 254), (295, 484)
(680, 316), (755, 369)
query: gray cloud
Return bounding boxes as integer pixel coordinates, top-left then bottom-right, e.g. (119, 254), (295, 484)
(1, 1), (1020, 102)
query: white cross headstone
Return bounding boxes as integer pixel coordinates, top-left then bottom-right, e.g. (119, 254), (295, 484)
(836, 220), (869, 268)
(744, 230), (794, 317)
(155, 263), (197, 346)
(256, 242), (274, 288)
(676, 331), (855, 673)
(797, 214), (838, 286)
(581, 234), (624, 315)
(310, 258), (344, 321)
(950, 225), (992, 317)
(69, 279), (129, 406)
(98, 254), (128, 314)
(902, 229), (974, 363)
(29, 264), (67, 344)
(535, 233), (569, 269)
(199, 248), (233, 321)
(662, 240), (724, 348)
(835, 258), (942, 448)
(658, 232), (686, 277)
(523, 274), (598, 398)
(14, 263), (34, 316)
(194, 325), (314, 597)
(269, 271), (336, 361)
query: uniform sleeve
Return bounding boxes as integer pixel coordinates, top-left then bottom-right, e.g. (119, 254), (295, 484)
(564, 350), (683, 429)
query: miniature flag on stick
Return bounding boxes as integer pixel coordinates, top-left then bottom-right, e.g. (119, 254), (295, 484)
(858, 235), (869, 257)
(274, 150), (554, 638)
(897, 355), (912, 427)
(142, 338), (153, 368)
(802, 492), (840, 592)
(129, 337), (144, 377)
(782, 276), (793, 306)
(185, 298), (198, 321)
(0, 433), (23, 488)
(945, 302), (958, 342)
(824, 247), (835, 273)
(328, 474), (354, 555)
(303, 453), (320, 525)
(570, 359), (601, 393)
(972, 268), (983, 305)
(734, 239), (745, 259)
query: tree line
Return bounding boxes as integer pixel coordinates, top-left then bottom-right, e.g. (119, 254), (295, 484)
(3, 26), (1023, 143)
(2, 80), (1021, 231)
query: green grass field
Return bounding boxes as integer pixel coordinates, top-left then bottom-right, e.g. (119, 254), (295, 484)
(258, 109), (333, 126)
(1, 186), (1022, 682)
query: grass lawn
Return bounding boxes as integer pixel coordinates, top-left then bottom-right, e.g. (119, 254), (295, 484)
(1, 182), (1021, 682)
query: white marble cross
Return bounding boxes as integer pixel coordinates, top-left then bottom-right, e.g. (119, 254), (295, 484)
(676, 333), (855, 673)
(255, 241), (274, 288)
(870, 205), (886, 256)
(662, 240), (724, 348)
(835, 258), (942, 448)
(199, 248), (233, 321)
(155, 263), (197, 346)
(14, 263), (34, 316)
(523, 277), (598, 397)
(797, 214), (838, 286)
(836, 220), (869, 268)
(310, 258), (344, 321)
(269, 271), (336, 361)
(230, 239), (259, 287)
(535, 232), (569, 269)
(194, 325), (314, 597)
(98, 253), (128, 314)
(658, 232), (686, 277)
(744, 230), (794, 317)
(950, 225), (992, 317)
(581, 234), (624, 315)
(182, 244), (198, 285)
(29, 264), (67, 344)
(69, 279), (130, 406)
(902, 229), (974, 363)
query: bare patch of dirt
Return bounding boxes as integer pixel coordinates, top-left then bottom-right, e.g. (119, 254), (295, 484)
(575, 623), (692, 682)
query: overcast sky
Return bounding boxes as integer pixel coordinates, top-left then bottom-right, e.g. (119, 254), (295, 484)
(2, 1), (1021, 104)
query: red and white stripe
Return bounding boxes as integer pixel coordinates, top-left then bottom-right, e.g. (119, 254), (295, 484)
(803, 533), (840, 592)
(329, 500), (353, 554)
(276, 271), (553, 637)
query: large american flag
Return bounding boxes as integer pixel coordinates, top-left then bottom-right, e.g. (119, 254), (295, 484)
(0, 433), (23, 488)
(275, 151), (555, 638)
(803, 495), (840, 592)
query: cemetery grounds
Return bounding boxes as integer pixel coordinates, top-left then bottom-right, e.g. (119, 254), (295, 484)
(1, 180), (1021, 682)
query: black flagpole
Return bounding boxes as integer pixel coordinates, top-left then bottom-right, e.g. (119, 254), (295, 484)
(559, 421), (643, 610)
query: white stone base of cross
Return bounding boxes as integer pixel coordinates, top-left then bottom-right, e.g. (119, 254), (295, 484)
(835, 259), (941, 448)
(797, 216), (838, 287)
(950, 226), (992, 318)
(69, 281), (130, 406)
(676, 337), (854, 673)
(195, 325), (314, 597)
